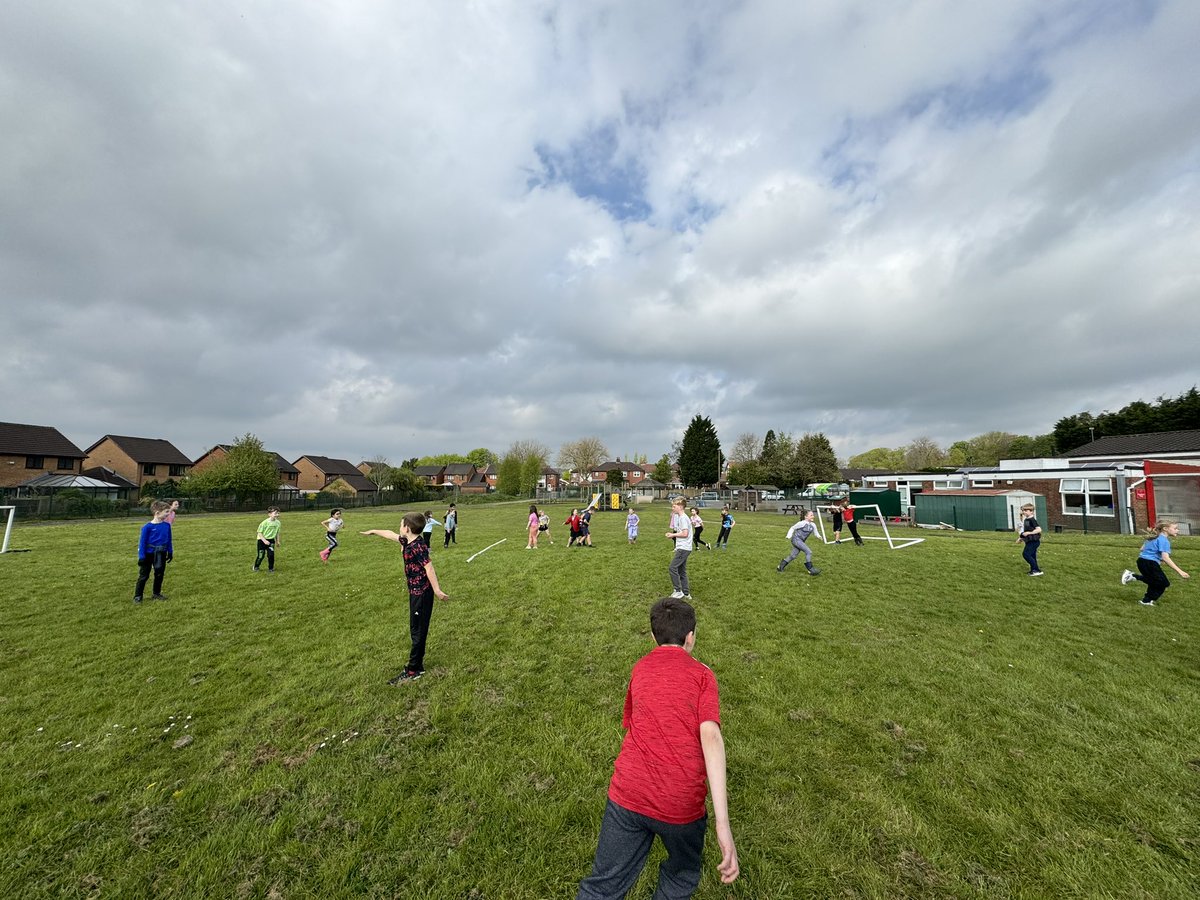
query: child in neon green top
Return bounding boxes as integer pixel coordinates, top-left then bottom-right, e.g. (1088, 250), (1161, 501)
(254, 507), (282, 572)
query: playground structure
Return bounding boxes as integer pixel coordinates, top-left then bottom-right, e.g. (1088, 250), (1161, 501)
(589, 491), (626, 511)
(813, 503), (924, 550)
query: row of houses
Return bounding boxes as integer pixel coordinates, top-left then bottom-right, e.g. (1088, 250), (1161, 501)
(0, 424), (387, 498)
(408, 458), (676, 494)
(0, 423), (681, 500)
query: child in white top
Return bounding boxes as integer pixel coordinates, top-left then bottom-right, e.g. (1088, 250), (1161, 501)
(778, 510), (820, 576)
(320, 508), (344, 563)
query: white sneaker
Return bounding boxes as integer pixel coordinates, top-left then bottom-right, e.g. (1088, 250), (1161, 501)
(1121, 569), (1135, 585)
(669, 590), (685, 599)
(683, 594), (693, 600)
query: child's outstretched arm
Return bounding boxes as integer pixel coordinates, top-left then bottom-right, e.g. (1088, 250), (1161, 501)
(1161, 552), (1189, 578)
(424, 561), (449, 600)
(360, 529), (402, 542)
(700, 720), (739, 884)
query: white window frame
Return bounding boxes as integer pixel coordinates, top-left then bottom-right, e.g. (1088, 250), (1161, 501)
(1060, 477), (1115, 518)
(970, 478), (994, 487)
(935, 478), (965, 490)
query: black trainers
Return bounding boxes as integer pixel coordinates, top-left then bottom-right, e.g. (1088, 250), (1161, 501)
(388, 669), (423, 685)
(808, 568), (821, 576)
(133, 596), (143, 604)
(152, 593), (169, 600)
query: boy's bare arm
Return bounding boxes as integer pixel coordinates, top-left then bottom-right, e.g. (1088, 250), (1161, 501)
(360, 529), (402, 542)
(700, 720), (739, 884)
(424, 561), (449, 600)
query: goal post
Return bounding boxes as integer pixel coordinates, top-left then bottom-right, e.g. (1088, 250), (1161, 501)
(813, 503), (924, 550)
(1, 506), (15, 554)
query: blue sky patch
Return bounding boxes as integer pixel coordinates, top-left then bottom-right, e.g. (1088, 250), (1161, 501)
(530, 121), (652, 221)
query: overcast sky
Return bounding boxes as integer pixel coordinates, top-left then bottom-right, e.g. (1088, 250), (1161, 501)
(4, 1), (1198, 466)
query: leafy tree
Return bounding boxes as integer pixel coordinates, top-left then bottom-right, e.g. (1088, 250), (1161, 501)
(401, 458), (419, 470)
(606, 467), (624, 488)
(416, 453), (469, 466)
(652, 454), (674, 485)
(558, 437), (609, 475)
(731, 432), (760, 464)
(758, 432), (795, 487)
(964, 432), (1017, 467)
(678, 415), (721, 488)
(903, 437), (945, 470)
(795, 433), (840, 486)
(520, 454), (544, 495)
(389, 466), (421, 497)
(726, 460), (763, 486)
(187, 433), (278, 499)
(847, 447), (904, 470)
(497, 440), (549, 496)
(496, 454), (523, 495)
(1053, 411), (1098, 454)
(1007, 433), (1057, 458)
(466, 448), (496, 469)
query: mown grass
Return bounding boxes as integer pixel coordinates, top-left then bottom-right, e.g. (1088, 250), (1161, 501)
(1, 504), (1197, 898)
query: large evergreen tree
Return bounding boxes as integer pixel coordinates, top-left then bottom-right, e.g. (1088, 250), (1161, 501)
(795, 433), (840, 485)
(678, 415), (721, 488)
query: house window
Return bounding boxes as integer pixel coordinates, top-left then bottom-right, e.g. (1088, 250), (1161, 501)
(971, 479), (994, 488)
(26, 455), (45, 469)
(57, 458), (75, 470)
(935, 479), (964, 490)
(169, 465), (187, 477)
(1061, 478), (1114, 517)
(870, 479), (890, 488)
(143, 463), (157, 477)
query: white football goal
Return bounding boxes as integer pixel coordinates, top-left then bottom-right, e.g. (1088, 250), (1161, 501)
(1, 506), (15, 554)
(813, 503), (924, 550)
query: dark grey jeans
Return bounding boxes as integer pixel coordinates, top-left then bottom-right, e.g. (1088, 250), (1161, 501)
(577, 799), (707, 900)
(668, 549), (691, 594)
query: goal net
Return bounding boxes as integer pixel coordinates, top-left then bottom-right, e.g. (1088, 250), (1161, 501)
(813, 503), (924, 550)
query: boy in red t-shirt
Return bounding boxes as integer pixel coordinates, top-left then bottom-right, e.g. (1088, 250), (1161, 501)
(577, 597), (739, 898)
(361, 512), (450, 684)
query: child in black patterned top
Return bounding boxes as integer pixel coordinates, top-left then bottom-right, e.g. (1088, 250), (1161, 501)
(362, 512), (450, 683)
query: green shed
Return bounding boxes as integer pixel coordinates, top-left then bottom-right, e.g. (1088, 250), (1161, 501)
(849, 488), (902, 518)
(914, 490), (1046, 532)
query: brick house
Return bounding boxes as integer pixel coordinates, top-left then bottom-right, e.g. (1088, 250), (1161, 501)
(193, 444), (301, 489)
(0, 422), (86, 488)
(539, 466), (562, 491)
(294, 455), (364, 492)
(443, 463), (477, 486)
(84, 435), (192, 489)
(322, 472), (381, 497)
(460, 471), (491, 494)
(412, 465), (446, 487)
(591, 459), (647, 485)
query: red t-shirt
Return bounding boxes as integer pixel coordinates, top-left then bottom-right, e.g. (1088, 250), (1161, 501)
(608, 645), (721, 824)
(842, 505), (854, 523)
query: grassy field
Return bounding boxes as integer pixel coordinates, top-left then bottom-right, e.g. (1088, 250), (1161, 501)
(1, 503), (1198, 898)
